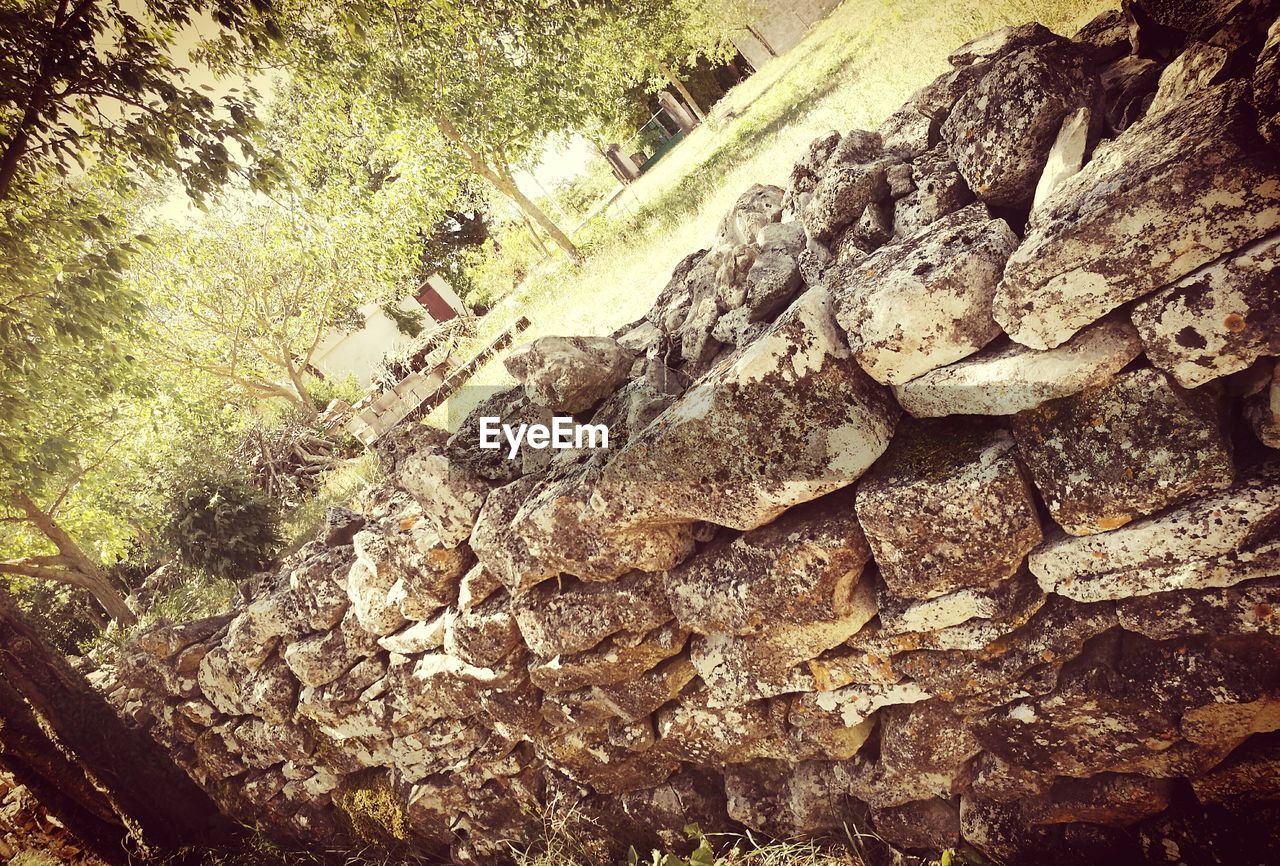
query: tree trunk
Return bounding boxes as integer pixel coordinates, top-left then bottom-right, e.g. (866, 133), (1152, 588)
(10, 492), (136, 625)
(659, 62), (706, 121)
(0, 676), (131, 865)
(434, 113), (583, 263)
(522, 214), (551, 258)
(0, 589), (243, 856)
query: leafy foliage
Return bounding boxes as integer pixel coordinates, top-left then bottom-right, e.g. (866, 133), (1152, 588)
(0, 0), (284, 203)
(166, 475), (282, 580)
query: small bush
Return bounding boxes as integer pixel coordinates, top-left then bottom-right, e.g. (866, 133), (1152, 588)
(166, 475), (282, 580)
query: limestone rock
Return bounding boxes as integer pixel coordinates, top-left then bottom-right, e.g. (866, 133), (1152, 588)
(283, 612), (379, 688)
(1131, 231), (1280, 388)
(495, 467), (695, 584)
(1148, 42), (1230, 114)
(873, 799), (961, 851)
(878, 107), (938, 157)
(789, 679), (931, 731)
(941, 40), (1094, 208)
(663, 486), (871, 636)
(1114, 578), (1280, 641)
(444, 591), (521, 668)
(947, 21), (1061, 67)
(855, 420), (1041, 600)
(376, 615), (445, 654)
(995, 81), (1280, 350)
(1031, 106), (1091, 212)
(1247, 360), (1280, 448)
(511, 570), (672, 658)
(802, 162), (889, 242)
(527, 622), (688, 694)
(1013, 368), (1233, 536)
(458, 563), (503, 612)
(445, 386), (554, 482)
(1189, 735), (1280, 804)
(656, 694), (793, 764)
(597, 288), (899, 532)
(690, 580), (878, 706)
(876, 568), (1045, 637)
(504, 335), (635, 413)
(891, 147), (973, 239)
(347, 531), (410, 636)
(222, 591), (302, 671)
(1072, 9), (1134, 63)
(832, 203), (1018, 385)
(714, 184), (783, 250)
(1258, 18), (1280, 146)
(399, 448), (491, 547)
(288, 547), (352, 632)
(880, 700), (982, 798)
(892, 319), (1144, 418)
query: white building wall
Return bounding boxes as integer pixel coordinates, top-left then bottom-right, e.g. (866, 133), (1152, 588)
(733, 0), (844, 69)
(312, 297), (424, 390)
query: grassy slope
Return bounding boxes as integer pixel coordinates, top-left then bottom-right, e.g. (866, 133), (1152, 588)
(438, 0), (1114, 422)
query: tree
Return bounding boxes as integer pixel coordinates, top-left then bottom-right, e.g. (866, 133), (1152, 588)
(0, 172), (154, 625)
(0, 0), (282, 203)
(611, 0), (764, 120)
(244, 0), (639, 263)
(139, 202), (382, 419)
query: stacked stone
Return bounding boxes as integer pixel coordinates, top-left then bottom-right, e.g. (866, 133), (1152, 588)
(102, 3), (1280, 864)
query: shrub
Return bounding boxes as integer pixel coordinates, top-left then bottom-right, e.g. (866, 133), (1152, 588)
(166, 475), (282, 580)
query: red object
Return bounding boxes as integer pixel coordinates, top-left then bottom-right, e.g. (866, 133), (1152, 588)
(416, 281), (458, 322)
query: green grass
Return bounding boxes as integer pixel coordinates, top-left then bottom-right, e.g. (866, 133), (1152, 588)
(440, 0), (1114, 424)
(280, 451), (383, 553)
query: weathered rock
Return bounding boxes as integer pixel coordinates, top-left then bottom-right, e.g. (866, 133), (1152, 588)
(832, 203), (1018, 385)
(995, 82), (1280, 350)
(222, 591), (302, 671)
(878, 107), (938, 157)
(856, 420), (1041, 600)
(656, 693), (795, 764)
(1013, 368), (1233, 536)
(690, 580), (878, 706)
(598, 288), (899, 532)
(399, 448), (491, 547)
(785, 133), (842, 213)
(1247, 360), (1280, 448)
(802, 162), (890, 242)
(876, 568), (1045, 637)
(880, 700), (981, 797)
(1258, 17), (1280, 146)
(872, 799), (962, 851)
(1072, 9), (1133, 63)
(892, 319), (1144, 418)
(1189, 734), (1280, 804)
(288, 547), (352, 632)
(1131, 231), (1280, 388)
(1031, 106), (1091, 212)
(891, 596), (1118, 708)
(714, 184), (783, 250)
(376, 615), (445, 654)
(1098, 54), (1162, 134)
(446, 386), (554, 482)
(320, 506), (365, 547)
(444, 591), (521, 668)
(493, 467), (695, 584)
(1114, 578), (1280, 640)
(347, 531), (410, 636)
(504, 335), (635, 413)
(511, 571), (672, 658)
(891, 147), (973, 239)
(457, 563), (503, 612)
(663, 487), (871, 636)
(527, 622), (689, 694)
(942, 40), (1094, 208)
(1148, 42), (1230, 115)
(283, 611), (379, 688)
(947, 21), (1061, 67)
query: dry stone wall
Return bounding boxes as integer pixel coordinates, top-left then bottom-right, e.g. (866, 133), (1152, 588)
(102, 4), (1280, 863)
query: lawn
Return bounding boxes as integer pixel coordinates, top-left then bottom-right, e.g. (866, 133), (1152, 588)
(436, 0), (1115, 423)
